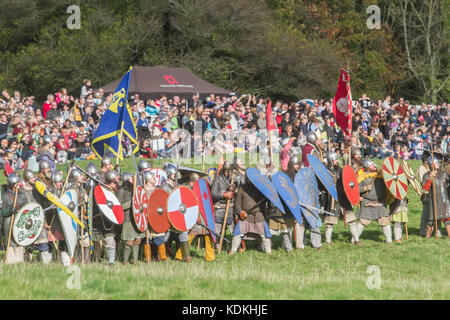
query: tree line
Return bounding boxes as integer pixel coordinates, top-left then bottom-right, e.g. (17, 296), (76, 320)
(0, 0), (448, 104)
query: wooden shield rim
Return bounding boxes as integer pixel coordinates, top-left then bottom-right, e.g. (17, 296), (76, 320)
(382, 157), (408, 200)
(342, 165), (360, 205)
(401, 160), (423, 196)
(307, 154), (338, 201)
(166, 186), (199, 232)
(193, 179), (216, 242)
(13, 202), (44, 247)
(132, 186), (148, 232)
(94, 185), (124, 225)
(58, 189), (79, 258)
(147, 188), (170, 233)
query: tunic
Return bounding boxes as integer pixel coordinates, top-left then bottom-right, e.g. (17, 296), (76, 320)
(233, 182), (267, 237)
(119, 185), (145, 240)
(358, 173), (389, 221)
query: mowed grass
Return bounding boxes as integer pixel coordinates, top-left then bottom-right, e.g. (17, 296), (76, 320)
(0, 156), (449, 299)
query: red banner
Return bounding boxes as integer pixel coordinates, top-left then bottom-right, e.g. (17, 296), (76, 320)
(266, 100), (277, 132)
(332, 68), (352, 136)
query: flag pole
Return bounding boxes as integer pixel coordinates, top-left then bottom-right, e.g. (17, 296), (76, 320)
(116, 121), (125, 167)
(347, 61), (352, 167)
(345, 61), (351, 228)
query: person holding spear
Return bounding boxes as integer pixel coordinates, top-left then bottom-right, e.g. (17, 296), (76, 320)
(1, 173), (27, 264)
(119, 172), (144, 265)
(422, 155), (450, 238)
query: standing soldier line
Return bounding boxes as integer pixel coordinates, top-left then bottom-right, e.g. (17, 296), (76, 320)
(1, 140), (448, 265)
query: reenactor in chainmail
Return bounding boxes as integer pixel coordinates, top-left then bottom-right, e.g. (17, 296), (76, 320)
(142, 170), (167, 262)
(1, 173), (28, 264)
(98, 157), (114, 183)
(283, 155), (306, 250)
(161, 163), (192, 262)
(421, 156), (450, 238)
(67, 168), (89, 263)
(32, 163), (56, 264)
(92, 170), (121, 266)
(175, 172), (215, 262)
(36, 159), (52, 187)
(323, 151), (360, 245)
(351, 148), (363, 176)
(355, 159), (392, 244)
(210, 162), (238, 249)
(84, 163), (104, 263)
(119, 172), (145, 265)
(417, 153), (434, 237)
(48, 171), (72, 266)
(36, 135), (57, 174)
(229, 172), (272, 255)
(22, 169), (50, 262)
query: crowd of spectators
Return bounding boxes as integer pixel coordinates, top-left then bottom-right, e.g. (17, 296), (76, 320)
(0, 80), (448, 171)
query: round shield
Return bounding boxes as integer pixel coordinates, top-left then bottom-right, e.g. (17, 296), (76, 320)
(150, 168), (167, 186)
(58, 189), (79, 258)
(401, 160), (423, 196)
(382, 157), (408, 200)
(167, 186), (199, 232)
(147, 188), (170, 233)
(133, 186), (148, 232)
(207, 167), (217, 185)
(307, 154), (338, 201)
(342, 165), (360, 205)
(13, 202), (44, 247)
(246, 168), (285, 214)
(94, 185), (124, 224)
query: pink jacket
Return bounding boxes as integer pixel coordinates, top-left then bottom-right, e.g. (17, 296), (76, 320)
(280, 139), (293, 171)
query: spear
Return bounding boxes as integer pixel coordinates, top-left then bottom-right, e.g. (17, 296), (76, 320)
(4, 187), (18, 263)
(430, 146), (438, 240)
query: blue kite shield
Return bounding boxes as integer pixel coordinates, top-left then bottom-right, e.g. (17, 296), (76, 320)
(271, 172), (303, 226)
(193, 179), (216, 242)
(246, 168), (285, 214)
(294, 167), (321, 229)
(307, 154), (338, 201)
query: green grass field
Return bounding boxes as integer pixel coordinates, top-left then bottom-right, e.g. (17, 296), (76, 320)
(0, 157), (448, 300)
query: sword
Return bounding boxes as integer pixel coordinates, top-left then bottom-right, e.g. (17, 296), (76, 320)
(298, 201), (337, 217)
(198, 223), (231, 243)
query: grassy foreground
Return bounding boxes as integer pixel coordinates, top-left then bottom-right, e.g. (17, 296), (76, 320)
(0, 157), (448, 299)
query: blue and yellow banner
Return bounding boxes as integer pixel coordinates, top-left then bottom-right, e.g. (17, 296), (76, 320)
(91, 67), (138, 160)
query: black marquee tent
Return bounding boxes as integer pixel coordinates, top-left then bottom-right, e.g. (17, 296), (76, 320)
(99, 66), (231, 99)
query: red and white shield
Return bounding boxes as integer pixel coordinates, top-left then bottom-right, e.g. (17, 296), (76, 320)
(167, 186), (199, 232)
(94, 186), (124, 225)
(133, 186), (148, 232)
(150, 168), (167, 186)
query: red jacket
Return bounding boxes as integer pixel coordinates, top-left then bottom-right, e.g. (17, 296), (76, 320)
(301, 143), (316, 167)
